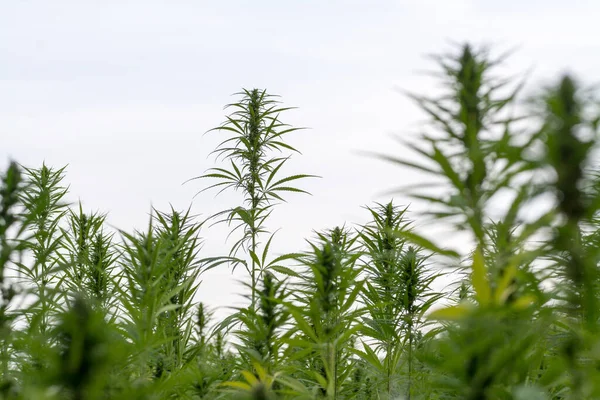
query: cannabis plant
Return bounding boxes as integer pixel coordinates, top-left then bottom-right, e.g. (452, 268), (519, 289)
(357, 201), (441, 399)
(191, 88), (315, 308)
(117, 207), (202, 380)
(59, 204), (118, 312)
(378, 43), (600, 399)
(285, 227), (363, 398)
(3, 42), (600, 400)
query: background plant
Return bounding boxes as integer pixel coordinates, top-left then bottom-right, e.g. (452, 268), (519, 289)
(356, 201), (441, 399)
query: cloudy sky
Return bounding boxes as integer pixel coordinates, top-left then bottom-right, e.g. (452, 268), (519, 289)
(2, 0), (599, 317)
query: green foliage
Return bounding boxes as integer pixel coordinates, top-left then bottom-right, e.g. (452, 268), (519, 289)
(117, 207), (202, 379)
(3, 42), (600, 400)
(284, 227), (364, 398)
(357, 201), (441, 399)
(60, 204), (118, 309)
(190, 88), (316, 309)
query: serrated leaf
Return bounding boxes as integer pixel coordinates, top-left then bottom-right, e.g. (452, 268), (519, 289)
(269, 265), (300, 278)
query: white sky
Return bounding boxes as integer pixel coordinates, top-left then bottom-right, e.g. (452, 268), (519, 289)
(2, 0), (600, 319)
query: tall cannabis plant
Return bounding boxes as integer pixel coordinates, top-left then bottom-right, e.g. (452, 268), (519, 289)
(378, 44), (551, 398)
(191, 88), (315, 308)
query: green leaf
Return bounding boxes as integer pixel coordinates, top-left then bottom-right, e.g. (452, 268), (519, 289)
(269, 174), (319, 190)
(267, 252), (304, 266)
(269, 265), (300, 278)
(249, 250), (261, 268)
(287, 305), (318, 342)
(428, 303), (473, 321)
(472, 247), (491, 305)
(397, 230), (460, 258)
(352, 342), (384, 371)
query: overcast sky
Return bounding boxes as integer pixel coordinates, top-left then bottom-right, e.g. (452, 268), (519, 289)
(2, 0), (599, 317)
